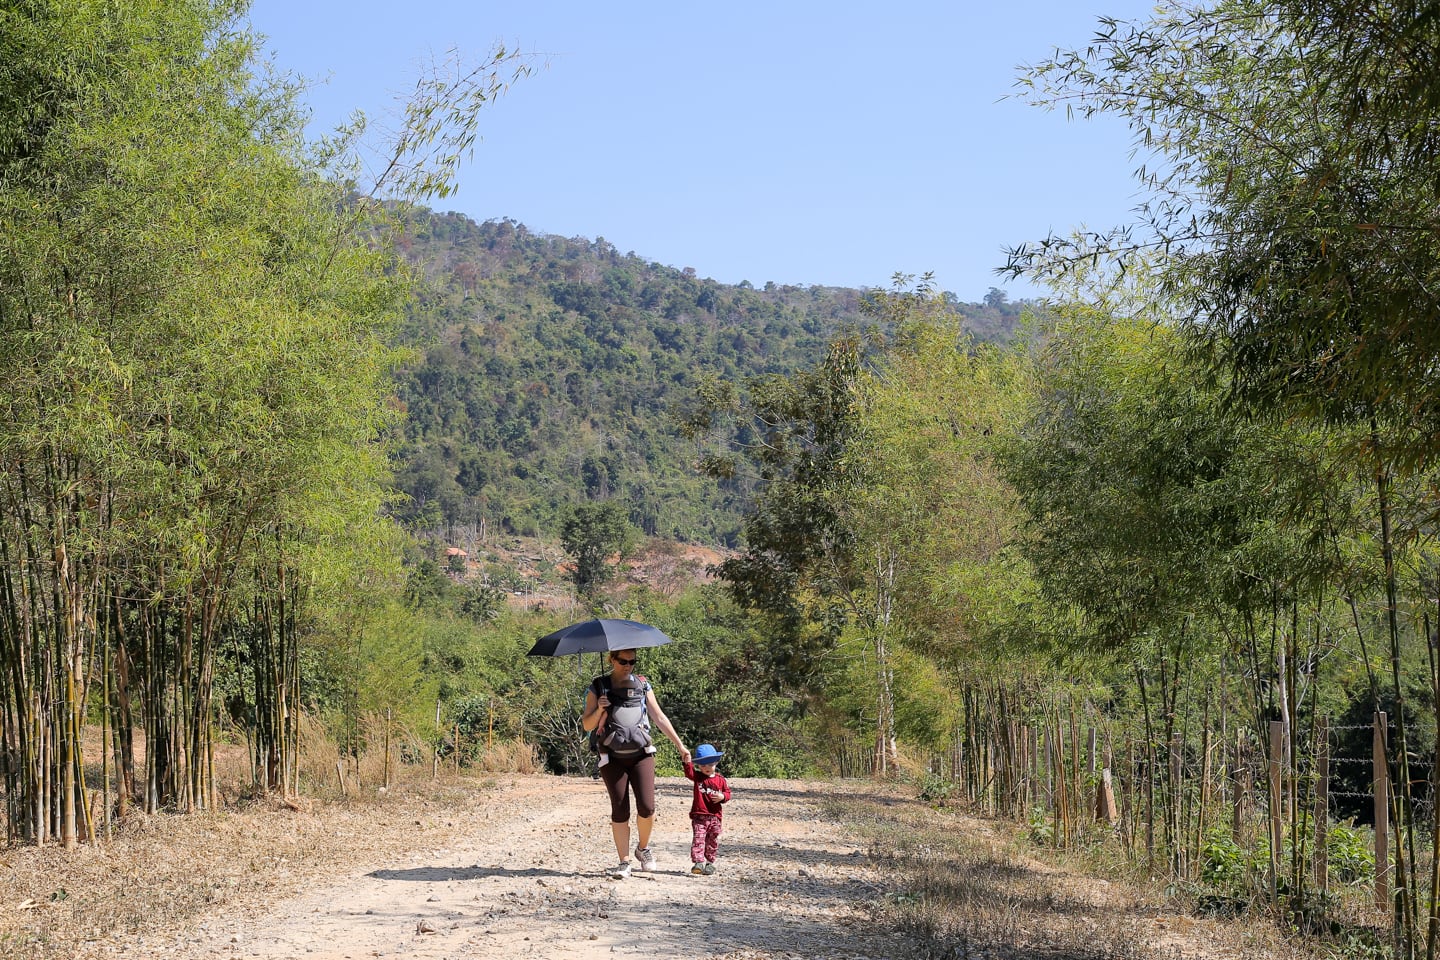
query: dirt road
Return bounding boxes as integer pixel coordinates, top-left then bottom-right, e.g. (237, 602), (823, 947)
(167, 776), (917, 960)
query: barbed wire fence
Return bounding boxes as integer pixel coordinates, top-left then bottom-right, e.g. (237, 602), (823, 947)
(914, 693), (1416, 917)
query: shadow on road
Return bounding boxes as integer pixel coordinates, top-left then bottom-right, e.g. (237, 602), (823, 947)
(368, 864), (576, 882)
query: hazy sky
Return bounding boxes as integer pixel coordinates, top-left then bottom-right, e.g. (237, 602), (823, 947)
(245, 1), (1158, 301)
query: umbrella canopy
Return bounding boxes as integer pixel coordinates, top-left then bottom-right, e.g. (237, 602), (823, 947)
(527, 618), (673, 657)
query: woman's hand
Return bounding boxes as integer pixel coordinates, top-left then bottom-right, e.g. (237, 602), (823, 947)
(679, 746), (692, 763)
(596, 692), (610, 710)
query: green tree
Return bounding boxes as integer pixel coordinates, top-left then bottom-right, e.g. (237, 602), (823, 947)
(845, 284), (1040, 766)
(560, 501), (637, 597)
(686, 280), (1042, 775)
(1006, 0), (1440, 470)
(0, 0), (393, 833)
(681, 334), (866, 690)
(0, 0), (531, 840)
(1007, 3), (1440, 934)
(999, 307), (1381, 882)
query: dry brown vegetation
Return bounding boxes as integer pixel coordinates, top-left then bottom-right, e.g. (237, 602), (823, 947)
(815, 791), (1372, 960)
(0, 767), (498, 959)
(0, 722), (542, 960)
(0, 749), (1383, 960)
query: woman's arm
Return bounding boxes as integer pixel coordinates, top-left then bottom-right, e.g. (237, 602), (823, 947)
(581, 688), (606, 733)
(646, 689), (690, 762)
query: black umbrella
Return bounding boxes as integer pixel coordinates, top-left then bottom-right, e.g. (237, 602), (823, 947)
(527, 618), (674, 657)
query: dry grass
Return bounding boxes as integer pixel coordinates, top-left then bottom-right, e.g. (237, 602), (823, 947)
(0, 732), (1387, 960)
(0, 776), (506, 959)
(0, 725), (543, 960)
(470, 738), (541, 774)
(816, 790), (1367, 960)
(289, 713), (539, 797)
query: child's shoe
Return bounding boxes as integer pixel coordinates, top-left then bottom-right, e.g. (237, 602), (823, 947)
(701, 862), (716, 875)
(690, 862), (705, 875)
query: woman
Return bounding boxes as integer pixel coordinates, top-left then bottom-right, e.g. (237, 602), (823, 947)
(580, 648), (689, 877)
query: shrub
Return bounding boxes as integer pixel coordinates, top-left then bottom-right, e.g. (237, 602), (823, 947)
(1328, 821), (1375, 884)
(918, 773), (957, 805)
(1200, 830), (1249, 892)
(1027, 806), (1055, 845)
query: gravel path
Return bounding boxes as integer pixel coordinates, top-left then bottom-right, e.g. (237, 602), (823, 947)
(167, 775), (918, 960)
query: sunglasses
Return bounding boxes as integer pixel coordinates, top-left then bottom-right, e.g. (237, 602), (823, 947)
(612, 657), (637, 665)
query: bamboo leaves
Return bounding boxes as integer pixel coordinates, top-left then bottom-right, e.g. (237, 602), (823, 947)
(0, 0), (528, 841)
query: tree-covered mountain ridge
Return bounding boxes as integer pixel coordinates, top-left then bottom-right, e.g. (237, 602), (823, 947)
(391, 209), (1031, 546)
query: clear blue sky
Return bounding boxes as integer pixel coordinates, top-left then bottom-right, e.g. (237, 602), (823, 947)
(245, 1), (1156, 302)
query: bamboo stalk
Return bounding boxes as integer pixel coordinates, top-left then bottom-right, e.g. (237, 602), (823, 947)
(102, 643), (111, 842)
(1375, 711), (1389, 912)
(1170, 730), (1183, 876)
(1051, 718), (1063, 849)
(1068, 700), (1080, 847)
(1315, 716), (1328, 893)
(1197, 698), (1211, 874)
(1269, 720), (1284, 904)
(1430, 606), (1440, 960)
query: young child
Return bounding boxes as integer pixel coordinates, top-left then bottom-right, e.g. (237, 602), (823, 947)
(683, 742), (731, 875)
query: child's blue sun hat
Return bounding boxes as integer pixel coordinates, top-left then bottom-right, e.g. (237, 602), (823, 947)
(692, 743), (724, 764)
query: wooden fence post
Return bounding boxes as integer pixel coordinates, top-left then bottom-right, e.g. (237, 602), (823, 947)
(1375, 711), (1390, 912)
(1096, 764), (1118, 824)
(432, 699), (441, 782)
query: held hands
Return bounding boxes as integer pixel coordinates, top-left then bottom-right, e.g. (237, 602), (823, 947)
(679, 746), (692, 763)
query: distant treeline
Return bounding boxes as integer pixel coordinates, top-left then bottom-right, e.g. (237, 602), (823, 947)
(389, 211), (1032, 544)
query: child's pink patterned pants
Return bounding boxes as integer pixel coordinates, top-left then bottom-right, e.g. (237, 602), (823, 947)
(690, 814), (722, 863)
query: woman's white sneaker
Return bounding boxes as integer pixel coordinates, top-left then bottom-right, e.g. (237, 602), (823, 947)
(633, 846), (657, 872)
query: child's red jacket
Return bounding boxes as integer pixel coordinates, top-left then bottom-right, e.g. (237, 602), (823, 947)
(683, 760), (731, 819)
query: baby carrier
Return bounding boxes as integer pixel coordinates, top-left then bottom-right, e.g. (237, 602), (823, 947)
(589, 674), (652, 756)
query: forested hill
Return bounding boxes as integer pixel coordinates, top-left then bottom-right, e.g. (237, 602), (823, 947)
(390, 210), (1030, 545)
